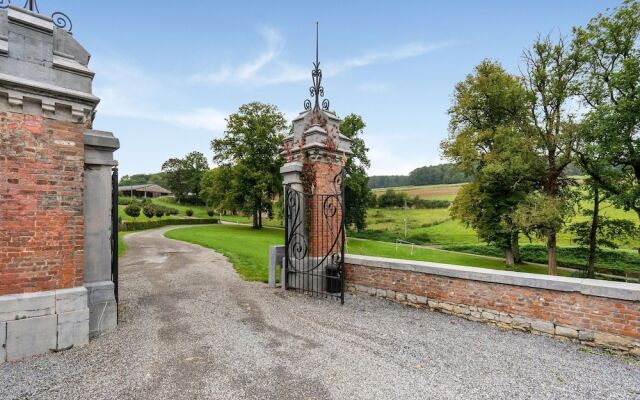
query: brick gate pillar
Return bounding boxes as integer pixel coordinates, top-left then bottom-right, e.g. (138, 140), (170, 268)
(0, 5), (118, 362)
(282, 110), (351, 256)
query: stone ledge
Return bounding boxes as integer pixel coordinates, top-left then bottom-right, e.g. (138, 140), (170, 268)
(84, 129), (120, 150)
(345, 254), (640, 302)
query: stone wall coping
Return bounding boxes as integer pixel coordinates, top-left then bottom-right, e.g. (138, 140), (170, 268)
(84, 129), (120, 150)
(0, 71), (100, 105)
(344, 254), (640, 302)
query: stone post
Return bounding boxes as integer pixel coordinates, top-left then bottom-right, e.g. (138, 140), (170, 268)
(0, 6), (117, 361)
(84, 130), (119, 337)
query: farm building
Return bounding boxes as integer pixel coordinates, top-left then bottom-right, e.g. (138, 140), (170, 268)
(119, 184), (173, 198)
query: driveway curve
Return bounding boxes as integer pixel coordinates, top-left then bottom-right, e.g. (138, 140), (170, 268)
(1, 226), (639, 400)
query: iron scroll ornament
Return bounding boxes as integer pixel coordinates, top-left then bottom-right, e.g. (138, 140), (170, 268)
(304, 23), (330, 112)
(0, 1), (73, 33)
(285, 168), (345, 273)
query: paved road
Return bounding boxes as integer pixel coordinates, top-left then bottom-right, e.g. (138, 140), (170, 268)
(1, 227), (639, 399)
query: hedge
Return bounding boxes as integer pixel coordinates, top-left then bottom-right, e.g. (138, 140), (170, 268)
(120, 218), (220, 232)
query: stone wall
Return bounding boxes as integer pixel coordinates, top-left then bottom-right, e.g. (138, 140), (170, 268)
(344, 255), (640, 356)
(0, 110), (85, 296)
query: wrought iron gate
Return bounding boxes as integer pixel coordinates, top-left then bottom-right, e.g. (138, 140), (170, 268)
(284, 168), (346, 304)
(111, 165), (119, 318)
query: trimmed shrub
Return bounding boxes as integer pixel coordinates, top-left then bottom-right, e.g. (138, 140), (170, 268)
(124, 204), (141, 219)
(154, 207), (165, 218)
(120, 218), (219, 232)
(186, 209), (194, 217)
(143, 205), (155, 219)
(207, 210), (215, 217)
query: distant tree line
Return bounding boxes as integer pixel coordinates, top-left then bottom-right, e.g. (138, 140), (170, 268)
(369, 163), (470, 189)
(374, 189), (451, 209)
(119, 172), (167, 188)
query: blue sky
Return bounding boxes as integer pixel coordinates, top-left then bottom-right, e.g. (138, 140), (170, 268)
(43, 0), (621, 176)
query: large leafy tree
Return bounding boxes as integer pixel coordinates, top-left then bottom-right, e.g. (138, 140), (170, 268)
(573, 0), (640, 221)
(161, 151), (209, 203)
(340, 114), (371, 232)
(211, 102), (287, 229)
(442, 60), (538, 267)
(519, 34), (582, 275)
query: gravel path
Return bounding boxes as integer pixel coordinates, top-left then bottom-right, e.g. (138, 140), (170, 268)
(1, 226), (639, 399)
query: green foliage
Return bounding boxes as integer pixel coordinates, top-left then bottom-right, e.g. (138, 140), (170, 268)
(573, 0), (640, 220)
(341, 114), (372, 232)
(207, 210), (215, 217)
(119, 172), (167, 187)
(124, 204), (141, 219)
(567, 218), (639, 250)
(154, 207), (165, 218)
(368, 175), (410, 189)
(186, 209), (194, 217)
(120, 218), (219, 232)
(442, 60), (537, 262)
(161, 151), (209, 203)
(374, 189), (451, 209)
(143, 205), (155, 219)
(210, 102), (287, 229)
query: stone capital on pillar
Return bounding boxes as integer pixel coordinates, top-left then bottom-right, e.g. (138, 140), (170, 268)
(281, 109), (352, 185)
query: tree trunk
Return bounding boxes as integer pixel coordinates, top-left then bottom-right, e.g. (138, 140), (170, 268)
(547, 230), (558, 275)
(586, 187), (600, 279)
(252, 204), (259, 229)
(504, 246), (515, 268)
(512, 233), (522, 264)
(258, 199), (263, 229)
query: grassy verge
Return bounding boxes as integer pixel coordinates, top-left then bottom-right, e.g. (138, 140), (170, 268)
(118, 232), (128, 257)
(165, 224), (573, 283)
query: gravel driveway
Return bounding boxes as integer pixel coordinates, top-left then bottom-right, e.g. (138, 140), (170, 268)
(1, 226), (639, 400)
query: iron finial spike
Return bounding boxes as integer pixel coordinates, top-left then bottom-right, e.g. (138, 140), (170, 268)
(24, 0), (38, 12)
(303, 22), (330, 112)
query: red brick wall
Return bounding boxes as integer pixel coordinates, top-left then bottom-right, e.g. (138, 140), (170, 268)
(0, 111), (85, 295)
(309, 161), (344, 257)
(345, 264), (640, 340)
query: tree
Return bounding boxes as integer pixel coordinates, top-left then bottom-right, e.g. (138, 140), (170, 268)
(340, 114), (372, 232)
(161, 151), (209, 203)
(567, 181), (640, 278)
(442, 60), (538, 267)
(573, 0), (640, 221)
(520, 34), (582, 275)
(211, 102), (287, 229)
(200, 166), (242, 214)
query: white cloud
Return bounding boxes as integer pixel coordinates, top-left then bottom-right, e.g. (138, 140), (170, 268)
(93, 59), (227, 132)
(193, 28), (453, 87)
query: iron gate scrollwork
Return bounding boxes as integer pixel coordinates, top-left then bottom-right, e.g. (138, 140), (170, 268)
(284, 168), (346, 304)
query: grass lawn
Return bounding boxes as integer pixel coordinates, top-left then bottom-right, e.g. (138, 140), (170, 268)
(164, 224), (571, 283)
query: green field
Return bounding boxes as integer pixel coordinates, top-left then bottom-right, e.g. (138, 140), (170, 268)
(164, 224), (571, 283)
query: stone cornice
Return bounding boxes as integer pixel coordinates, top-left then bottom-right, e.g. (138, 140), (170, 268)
(0, 71), (99, 122)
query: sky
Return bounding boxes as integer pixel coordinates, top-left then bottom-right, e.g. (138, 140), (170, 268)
(40, 0), (622, 177)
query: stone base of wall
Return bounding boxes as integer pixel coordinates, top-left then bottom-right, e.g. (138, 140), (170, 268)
(0, 287), (90, 363)
(346, 283), (640, 357)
